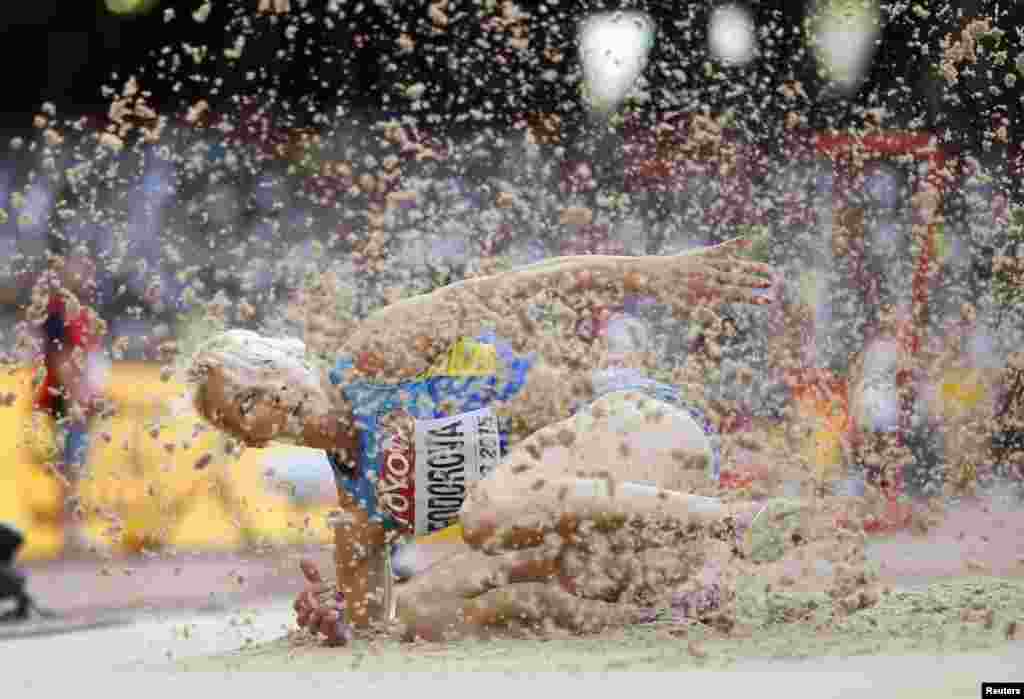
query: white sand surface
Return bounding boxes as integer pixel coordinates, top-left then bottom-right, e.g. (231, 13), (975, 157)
(4, 503), (1023, 699)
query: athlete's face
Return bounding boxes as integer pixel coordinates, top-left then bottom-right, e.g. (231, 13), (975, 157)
(201, 365), (315, 448)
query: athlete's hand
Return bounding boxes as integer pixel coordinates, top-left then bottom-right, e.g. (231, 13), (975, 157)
(648, 237), (777, 308)
(293, 559), (352, 646)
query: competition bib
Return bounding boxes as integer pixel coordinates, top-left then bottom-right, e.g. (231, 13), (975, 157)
(377, 407), (501, 536)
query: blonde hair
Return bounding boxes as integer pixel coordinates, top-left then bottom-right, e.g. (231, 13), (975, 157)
(185, 329), (322, 422)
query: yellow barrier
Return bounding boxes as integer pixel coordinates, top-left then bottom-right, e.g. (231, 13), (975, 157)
(0, 363), (335, 561)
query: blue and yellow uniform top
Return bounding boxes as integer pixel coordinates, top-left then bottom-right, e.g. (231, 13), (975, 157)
(326, 331), (719, 542)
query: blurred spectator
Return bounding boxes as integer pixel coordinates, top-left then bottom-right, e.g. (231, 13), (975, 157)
(30, 248), (108, 557)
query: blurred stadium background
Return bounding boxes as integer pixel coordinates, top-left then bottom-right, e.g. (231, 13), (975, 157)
(1, 0), (1023, 562)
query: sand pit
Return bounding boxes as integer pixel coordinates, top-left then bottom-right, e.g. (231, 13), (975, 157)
(178, 576), (1024, 673)
(176, 502), (1024, 675)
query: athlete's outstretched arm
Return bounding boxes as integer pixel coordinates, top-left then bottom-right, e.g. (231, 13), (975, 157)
(339, 239), (774, 382)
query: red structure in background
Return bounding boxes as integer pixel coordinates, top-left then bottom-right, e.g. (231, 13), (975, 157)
(813, 130), (950, 527)
(620, 120), (954, 522)
(620, 111), (769, 229)
(813, 130), (951, 357)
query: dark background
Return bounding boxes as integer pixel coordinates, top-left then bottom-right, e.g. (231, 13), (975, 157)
(3, 0), (1021, 149)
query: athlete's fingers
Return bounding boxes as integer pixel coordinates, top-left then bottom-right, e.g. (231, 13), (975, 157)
(693, 281), (774, 307)
(704, 257), (775, 277)
(296, 585), (322, 609)
(297, 584), (331, 617)
(701, 237), (753, 258)
(318, 608), (340, 639)
(294, 592), (316, 627)
(702, 258), (775, 284)
(314, 607), (351, 647)
(307, 605), (329, 634)
(300, 558), (323, 584)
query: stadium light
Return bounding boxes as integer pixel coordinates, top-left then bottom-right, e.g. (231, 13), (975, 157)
(105, 0), (160, 16)
(807, 0), (882, 95)
(708, 5), (758, 66)
(579, 11), (655, 115)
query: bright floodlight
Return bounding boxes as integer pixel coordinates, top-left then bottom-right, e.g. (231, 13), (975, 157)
(579, 11), (655, 113)
(105, 0), (159, 15)
(810, 0), (881, 94)
(708, 5), (757, 66)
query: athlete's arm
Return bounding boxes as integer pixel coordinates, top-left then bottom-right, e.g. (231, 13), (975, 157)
(289, 403), (391, 633)
(332, 489), (391, 630)
(292, 494), (390, 642)
(339, 239), (774, 382)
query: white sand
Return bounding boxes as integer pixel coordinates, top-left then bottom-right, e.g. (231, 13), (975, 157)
(5, 503), (1022, 699)
(4, 591), (1020, 699)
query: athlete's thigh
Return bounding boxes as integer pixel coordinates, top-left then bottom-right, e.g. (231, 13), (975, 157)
(483, 390), (714, 497)
(568, 390), (715, 492)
